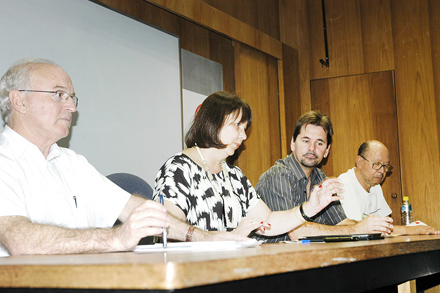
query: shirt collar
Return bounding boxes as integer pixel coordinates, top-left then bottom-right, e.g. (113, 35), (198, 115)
(286, 152), (322, 182)
(286, 153), (307, 179)
(2, 125), (62, 161)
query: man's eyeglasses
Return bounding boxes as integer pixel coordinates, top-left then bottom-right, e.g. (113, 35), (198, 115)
(18, 90), (78, 107)
(360, 155), (393, 172)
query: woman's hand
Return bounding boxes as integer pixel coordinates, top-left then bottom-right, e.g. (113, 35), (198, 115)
(306, 177), (344, 217)
(231, 216), (271, 237)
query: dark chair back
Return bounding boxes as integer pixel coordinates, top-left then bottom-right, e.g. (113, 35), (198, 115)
(107, 172), (155, 245)
(107, 173), (153, 200)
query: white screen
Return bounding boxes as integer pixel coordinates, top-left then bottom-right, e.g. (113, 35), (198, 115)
(0, 0), (182, 186)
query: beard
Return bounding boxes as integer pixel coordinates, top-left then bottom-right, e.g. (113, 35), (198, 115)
(299, 152), (320, 168)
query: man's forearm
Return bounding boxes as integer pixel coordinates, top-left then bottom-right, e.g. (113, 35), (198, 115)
(289, 216), (397, 240)
(0, 216), (122, 256)
(392, 224), (440, 235)
(288, 221), (356, 239)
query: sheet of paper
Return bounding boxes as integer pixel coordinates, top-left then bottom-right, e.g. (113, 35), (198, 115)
(133, 239), (262, 252)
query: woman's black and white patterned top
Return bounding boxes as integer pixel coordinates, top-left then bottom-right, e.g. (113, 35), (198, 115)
(153, 153), (260, 232)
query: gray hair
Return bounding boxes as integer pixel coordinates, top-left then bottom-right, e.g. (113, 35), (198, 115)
(0, 58), (56, 123)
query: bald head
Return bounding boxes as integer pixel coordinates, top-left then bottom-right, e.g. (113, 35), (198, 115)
(355, 140), (391, 192)
(358, 140), (389, 158)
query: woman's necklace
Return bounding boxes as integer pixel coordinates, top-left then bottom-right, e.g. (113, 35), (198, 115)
(194, 145), (232, 194)
(195, 145), (241, 229)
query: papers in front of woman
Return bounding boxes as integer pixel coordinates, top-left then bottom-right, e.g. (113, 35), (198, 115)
(133, 239), (262, 252)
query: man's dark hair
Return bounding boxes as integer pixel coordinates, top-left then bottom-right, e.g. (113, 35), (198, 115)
(293, 110), (333, 145)
(358, 141), (372, 157)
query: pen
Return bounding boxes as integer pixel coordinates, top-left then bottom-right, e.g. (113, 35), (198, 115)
(160, 194), (167, 248)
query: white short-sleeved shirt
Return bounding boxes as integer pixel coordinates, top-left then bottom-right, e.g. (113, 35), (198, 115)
(338, 167), (392, 221)
(0, 126), (131, 256)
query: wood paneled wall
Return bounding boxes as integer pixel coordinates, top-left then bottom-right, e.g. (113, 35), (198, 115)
(234, 42), (281, 185)
(280, 44), (302, 154)
(143, 0), (283, 59)
(391, 0), (440, 230)
(280, 0), (440, 224)
(281, 2), (440, 291)
(201, 0), (280, 40)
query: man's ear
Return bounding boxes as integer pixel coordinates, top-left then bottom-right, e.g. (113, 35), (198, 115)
(323, 144), (331, 158)
(9, 90), (27, 114)
(290, 137), (295, 153)
(355, 155), (363, 168)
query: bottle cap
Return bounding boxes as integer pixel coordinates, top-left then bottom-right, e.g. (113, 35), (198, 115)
(403, 196), (409, 201)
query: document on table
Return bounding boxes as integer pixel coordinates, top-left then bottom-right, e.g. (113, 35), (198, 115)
(133, 239), (262, 252)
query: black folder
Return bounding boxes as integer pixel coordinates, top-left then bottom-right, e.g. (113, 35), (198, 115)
(301, 233), (384, 243)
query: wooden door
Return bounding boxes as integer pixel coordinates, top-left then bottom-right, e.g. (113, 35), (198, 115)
(311, 71), (401, 220)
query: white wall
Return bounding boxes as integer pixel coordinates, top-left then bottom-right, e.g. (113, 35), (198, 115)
(0, 0), (182, 186)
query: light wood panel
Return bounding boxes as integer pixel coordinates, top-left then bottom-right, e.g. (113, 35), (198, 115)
(96, 0), (180, 35)
(207, 32), (236, 93)
(359, 0), (394, 72)
(312, 0), (365, 78)
(234, 43), (281, 186)
(428, 0), (440, 158)
(311, 71), (402, 219)
(177, 19), (237, 92)
(279, 0), (313, 113)
(144, 0), (283, 59)
(287, 0), (395, 87)
(281, 44), (302, 156)
(202, 0), (280, 40)
(277, 60), (287, 157)
(178, 19), (211, 57)
(391, 0), (440, 233)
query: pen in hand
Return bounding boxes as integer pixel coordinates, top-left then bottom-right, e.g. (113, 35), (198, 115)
(160, 194), (167, 248)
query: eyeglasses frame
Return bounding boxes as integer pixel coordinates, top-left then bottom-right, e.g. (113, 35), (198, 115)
(360, 155), (393, 172)
(18, 89), (78, 107)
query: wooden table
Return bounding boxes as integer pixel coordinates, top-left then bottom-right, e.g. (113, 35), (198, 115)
(1, 235), (440, 292)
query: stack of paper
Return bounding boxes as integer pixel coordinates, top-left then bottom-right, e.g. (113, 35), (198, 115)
(133, 239), (262, 252)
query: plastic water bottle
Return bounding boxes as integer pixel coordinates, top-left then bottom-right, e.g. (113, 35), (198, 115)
(401, 196), (413, 225)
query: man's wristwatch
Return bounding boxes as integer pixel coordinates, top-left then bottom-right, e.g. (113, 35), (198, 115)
(299, 203), (313, 222)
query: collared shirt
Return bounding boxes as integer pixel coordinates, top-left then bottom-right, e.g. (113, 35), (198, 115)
(255, 153), (347, 243)
(0, 126), (130, 256)
(338, 167), (392, 221)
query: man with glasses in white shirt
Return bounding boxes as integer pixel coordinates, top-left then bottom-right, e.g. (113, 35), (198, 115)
(338, 140), (439, 235)
(0, 58), (170, 256)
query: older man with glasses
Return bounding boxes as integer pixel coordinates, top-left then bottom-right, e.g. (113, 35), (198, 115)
(338, 140), (439, 235)
(0, 58), (170, 256)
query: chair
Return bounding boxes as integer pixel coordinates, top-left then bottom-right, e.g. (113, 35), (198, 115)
(107, 172), (153, 200)
(107, 172), (155, 245)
